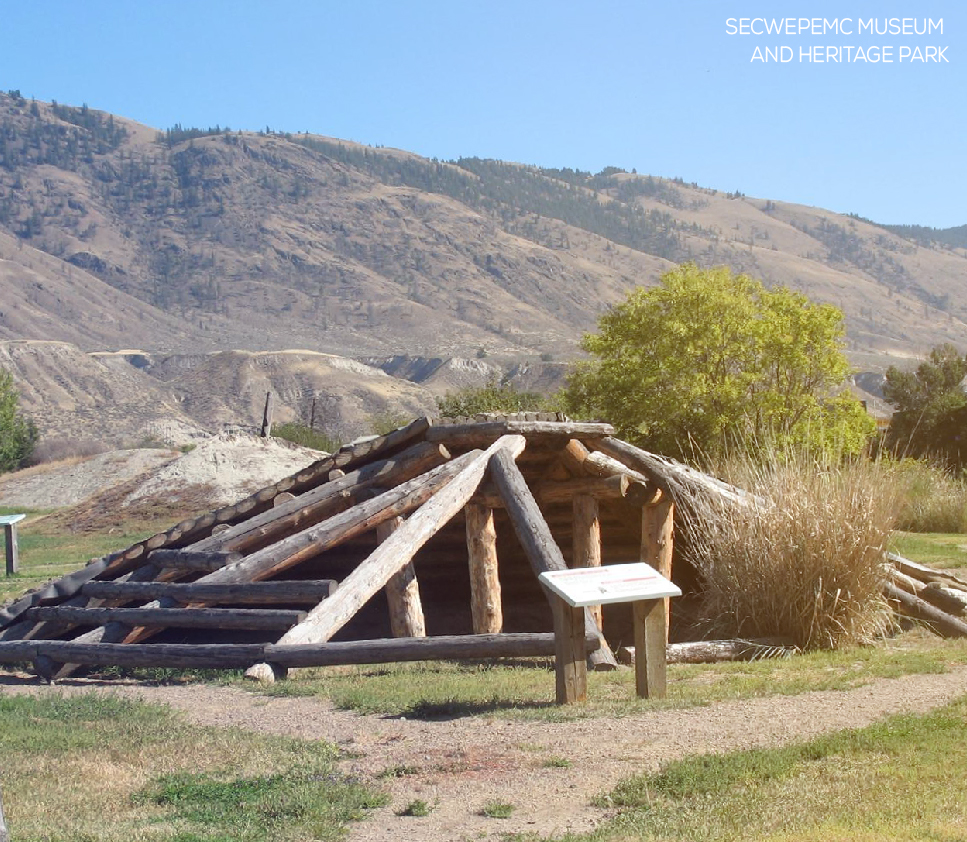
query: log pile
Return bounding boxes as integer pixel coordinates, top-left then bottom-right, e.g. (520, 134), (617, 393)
(884, 552), (967, 638)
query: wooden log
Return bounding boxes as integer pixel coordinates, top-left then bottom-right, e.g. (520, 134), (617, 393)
(80, 580), (337, 604)
(146, 550), (242, 572)
(618, 638), (797, 665)
(489, 448), (618, 670)
(273, 492), (296, 507)
(633, 598), (667, 698)
(332, 416), (432, 470)
(22, 641), (267, 670)
(264, 435), (526, 654)
(378, 517), (426, 638)
(261, 390), (274, 437)
(642, 498), (675, 640)
(559, 439), (592, 475)
(884, 581), (967, 638)
(537, 474), (630, 503)
(466, 502), (502, 634)
(551, 596), (588, 704)
(25, 606), (306, 631)
(887, 552), (967, 592)
(923, 583), (967, 616)
(593, 436), (755, 508)
(572, 494), (602, 628)
(191, 441), (451, 555)
(427, 420), (613, 448)
(267, 632), (601, 668)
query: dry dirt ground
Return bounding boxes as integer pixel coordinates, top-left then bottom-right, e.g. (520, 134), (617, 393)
(3, 666), (967, 842)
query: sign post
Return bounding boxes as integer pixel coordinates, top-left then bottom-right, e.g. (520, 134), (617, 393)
(540, 562), (681, 703)
(0, 515), (25, 577)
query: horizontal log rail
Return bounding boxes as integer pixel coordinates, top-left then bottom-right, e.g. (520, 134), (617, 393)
(24, 606), (306, 631)
(80, 580), (338, 604)
(0, 633), (601, 670)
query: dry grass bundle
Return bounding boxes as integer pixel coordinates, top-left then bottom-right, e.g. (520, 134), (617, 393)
(892, 459), (967, 534)
(682, 453), (898, 650)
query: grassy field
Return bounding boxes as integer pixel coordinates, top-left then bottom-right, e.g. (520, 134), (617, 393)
(0, 692), (385, 841)
(247, 630), (967, 721)
(559, 695), (967, 841)
(891, 531), (967, 569)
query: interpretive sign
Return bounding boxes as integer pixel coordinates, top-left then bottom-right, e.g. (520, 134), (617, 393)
(539, 562), (681, 608)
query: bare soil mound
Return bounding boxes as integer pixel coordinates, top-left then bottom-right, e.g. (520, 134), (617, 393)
(0, 432), (321, 530)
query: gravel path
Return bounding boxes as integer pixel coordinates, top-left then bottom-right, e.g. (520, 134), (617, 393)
(4, 666), (967, 841)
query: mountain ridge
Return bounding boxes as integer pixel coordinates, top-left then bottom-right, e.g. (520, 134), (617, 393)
(1, 92), (965, 364)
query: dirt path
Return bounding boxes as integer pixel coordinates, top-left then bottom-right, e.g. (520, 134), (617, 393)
(4, 667), (967, 841)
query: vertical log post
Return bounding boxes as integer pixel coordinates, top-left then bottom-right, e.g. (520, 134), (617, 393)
(378, 517), (426, 638)
(3, 516), (23, 577)
(633, 598), (667, 699)
(572, 495), (602, 627)
(465, 502), (502, 634)
(551, 595), (588, 704)
(261, 391), (275, 438)
(641, 496), (675, 641)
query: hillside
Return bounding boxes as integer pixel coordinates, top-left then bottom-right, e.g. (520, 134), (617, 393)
(1, 92), (966, 363)
(0, 341), (436, 446)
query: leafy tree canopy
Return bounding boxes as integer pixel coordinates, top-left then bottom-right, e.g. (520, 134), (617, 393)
(563, 264), (873, 460)
(883, 343), (967, 469)
(0, 368), (38, 473)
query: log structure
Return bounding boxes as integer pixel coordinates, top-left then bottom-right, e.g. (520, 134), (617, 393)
(0, 414), (698, 702)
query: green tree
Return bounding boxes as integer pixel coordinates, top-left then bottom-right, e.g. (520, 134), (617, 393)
(883, 343), (967, 468)
(436, 379), (548, 418)
(0, 368), (38, 473)
(563, 264), (873, 460)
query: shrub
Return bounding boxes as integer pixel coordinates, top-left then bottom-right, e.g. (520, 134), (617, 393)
(272, 423), (340, 453)
(892, 459), (967, 534)
(436, 379), (548, 418)
(682, 450), (897, 650)
(27, 437), (108, 466)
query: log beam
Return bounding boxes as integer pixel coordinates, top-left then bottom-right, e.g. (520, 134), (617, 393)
(489, 448), (617, 670)
(379, 517), (426, 638)
(572, 494), (602, 628)
(80, 579), (338, 604)
(641, 498), (675, 640)
(466, 502), (502, 634)
(633, 598), (667, 698)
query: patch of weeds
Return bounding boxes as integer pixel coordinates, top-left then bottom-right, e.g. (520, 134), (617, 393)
(480, 800), (515, 818)
(377, 764), (419, 779)
(397, 798), (432, 817)
(141, 768), (386, 840)
(542, 756), (572, 768)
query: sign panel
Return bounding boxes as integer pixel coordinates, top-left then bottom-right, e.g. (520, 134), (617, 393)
(0, 515), (25, 526)
(539, 563), (681, 608)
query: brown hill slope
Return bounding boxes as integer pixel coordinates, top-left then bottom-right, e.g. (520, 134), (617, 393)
(0, 341), (436, 446)
(0, 93), (965, 360)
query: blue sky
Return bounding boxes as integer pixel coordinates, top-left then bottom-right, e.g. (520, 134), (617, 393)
(1, 2), (962, 227)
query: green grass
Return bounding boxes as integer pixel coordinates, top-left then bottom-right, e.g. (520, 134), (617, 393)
(574, 694), (967, 841)
(0, 693), (385, 841)
(244, 633), (967, 721)
(891, 531), (967, 569)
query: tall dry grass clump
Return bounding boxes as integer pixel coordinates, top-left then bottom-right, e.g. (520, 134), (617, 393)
(891, 459), (967, 534)
(682, 452), (898, 651)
